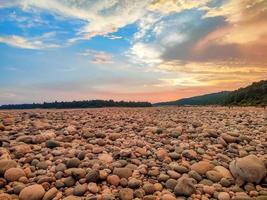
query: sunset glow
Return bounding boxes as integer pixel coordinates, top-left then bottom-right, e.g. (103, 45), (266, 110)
(0, 0), (266, 104)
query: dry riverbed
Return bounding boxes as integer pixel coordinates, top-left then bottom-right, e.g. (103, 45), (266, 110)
(0, 107), (266, 200)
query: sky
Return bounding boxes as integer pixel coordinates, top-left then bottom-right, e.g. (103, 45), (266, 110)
(0, 0), (267, 104)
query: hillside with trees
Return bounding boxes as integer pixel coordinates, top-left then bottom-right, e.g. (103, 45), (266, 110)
(0, 100), (152, 109)
(225, 80), (267, 106)
(154, 91), (230, 106)
(154, 80), (267, 106)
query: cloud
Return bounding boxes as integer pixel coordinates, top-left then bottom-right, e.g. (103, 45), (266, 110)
(153, 60), (267, 88)
(0, 35), (59, 49)
(1, 0), (151, 40)
(203, 0), (267, 23)
(149, 0), (211, 14)
(79, 49), (113, 64)
(126, 42), (163, 66)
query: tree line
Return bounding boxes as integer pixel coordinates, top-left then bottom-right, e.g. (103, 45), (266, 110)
(0, 100), (152, 109)
(224, 80), (267, 106)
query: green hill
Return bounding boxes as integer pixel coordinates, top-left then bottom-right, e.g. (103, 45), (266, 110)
(154, 91), (230, 106)
(154, 80), (267, 106)
(225, 80), (267, 106)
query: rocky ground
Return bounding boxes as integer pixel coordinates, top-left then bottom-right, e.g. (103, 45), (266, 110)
(0, 106), (266, 200)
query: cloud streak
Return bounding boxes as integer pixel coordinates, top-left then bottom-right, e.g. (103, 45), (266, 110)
(0, 35), (59, 49)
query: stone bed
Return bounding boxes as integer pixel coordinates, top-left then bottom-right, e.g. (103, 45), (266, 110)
(0, 106), (266, 200)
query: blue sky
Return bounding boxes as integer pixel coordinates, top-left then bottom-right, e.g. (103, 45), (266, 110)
(0, 0), (266, 104)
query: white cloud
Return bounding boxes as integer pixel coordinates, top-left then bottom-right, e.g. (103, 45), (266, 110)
(149, 0), (211, 14)
(0, 35), (59, 49)
(79, 49), (113, 64)
(2, 0), (152, 40)
(126, 42), (163, 66)
(129, 12), (191, 66)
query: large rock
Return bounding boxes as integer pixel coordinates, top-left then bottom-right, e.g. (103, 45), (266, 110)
(4, 167), (25, 182)
(174, 176), (197, 196)
(229, 155), (266, 183)
(0, 160), (17, 175)
(190, 161), (215, 175)
(19, 184), (45, 200)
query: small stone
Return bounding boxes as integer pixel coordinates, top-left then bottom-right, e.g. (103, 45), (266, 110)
(169, 152), (180, 160)
(36, 161), (48, 170)
(107, 175), (120, 186)
(13, 183), (25, 194)
(134, 189), (145, 198)
(161, 194), (176, 200)
(71, 168), (86, 179)
(55, 163), (67, 172)
(188, 170), (202, 182)
(113, 167), (133, 179)
(86, 170), (100, 182)
(190, 161), (215, 175)
(64, 176), (75, 187)
(213, 166), (233, 179)
(182, 150), (197, 160)
(206, 170), (223, 182)
(63, 196), (81, 200)
(77, 151), (86, 160)
(156, 149), (168, 161)
(143, 183), (156, 195)
(218, 192), (230, 200)
(43, 187), (58, 200)
(45, 140), (60, 148)
(108, 133), (120, 141)
(66, 158), (81, 168)
(158, 173), (170, 182)
(88, 182), (99, 194)
(220, 178), (232, 187)
(119, 188), (134, 200)
(73, 184), (87, 196)
(0, 160), (17, 175)
(4, 167), (25, 182)
(19, 184), (45, 200)
(173, 165), (189, 174)
(174, 176), (197, 196)
(203, 185), (215, 195)
(128, 178), (141, 189)
(0, 193), (12, 200)
(98, 154), (113, 163)
(165, 179), (178, 191)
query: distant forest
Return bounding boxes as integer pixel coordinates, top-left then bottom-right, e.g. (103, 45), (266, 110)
(0, 100), (152, 109)
(154, 80), (267, 106)
(225, 80), (267, 106)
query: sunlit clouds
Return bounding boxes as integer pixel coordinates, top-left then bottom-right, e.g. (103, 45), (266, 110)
(0, 0), (266, 104)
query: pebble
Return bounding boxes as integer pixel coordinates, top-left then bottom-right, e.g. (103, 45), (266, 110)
(218, 192), (230, 200)
(19, 184), (45, 200)
(113, 167), (132, 179)
(174, 176), (197, 196)
(119, 188), (134, 200)
(86, 170), (100, 182)
(4, 167), (25, 182)
(73, 184), (87, 196)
